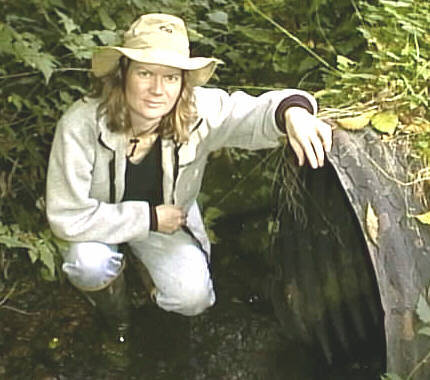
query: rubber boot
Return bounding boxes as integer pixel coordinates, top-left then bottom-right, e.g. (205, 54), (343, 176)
(84, 271), (131, 369)
(134, 259), (156, 303)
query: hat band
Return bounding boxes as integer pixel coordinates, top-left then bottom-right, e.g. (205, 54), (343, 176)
(124, 34), (190, 55)
(116, 47), (202, 69)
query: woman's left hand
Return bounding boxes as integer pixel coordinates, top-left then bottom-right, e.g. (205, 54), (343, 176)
(284, 107), (332, 169)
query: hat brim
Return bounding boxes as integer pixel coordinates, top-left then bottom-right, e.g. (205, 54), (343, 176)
(92, 47), (222, 87)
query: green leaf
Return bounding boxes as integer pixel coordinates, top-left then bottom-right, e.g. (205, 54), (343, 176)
(9, 29), (57, 84)
(188, 28), (205, 42)
(235, 25), (276, 43)
(48, 337), (60, 349)
(337, 55), (356, 70)
(0, 235), (33, 249)
(27, 248), (39, 264)
(337, 111), (376, 130)
(32, 53), (57, 84)
(0, 23), (14, 54)
(414, 211), (430, 225)
(416, 294), (430, 324)
(268, 220), (280, 234)
(91, 30), (120, 46)
(204, 206), (224, 227)
(418, 327), (430, 336)
(381, 373), (404, 380)
(55, 10), (80, 34)
(59, 90), (74, 105)
(298, 56), (319, 72)
(40, 266), (56, 281)
(208, 11), (228, 25)
(98, 8), (116, 30)
(381, 1), (411, 8)
(39, 245), (56, 278)
(7, 94), (24, 112)
(63, 33), (97, 59)
(130, 0), (146, 9)
(371, 112), (398, 135)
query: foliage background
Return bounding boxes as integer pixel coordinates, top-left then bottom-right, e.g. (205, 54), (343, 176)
(0, 0), (429, 281)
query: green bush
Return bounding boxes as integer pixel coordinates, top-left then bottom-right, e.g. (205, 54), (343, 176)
(3, 0), (429, 277)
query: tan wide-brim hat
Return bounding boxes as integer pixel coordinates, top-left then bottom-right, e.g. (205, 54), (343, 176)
(92, 13), (223, 87)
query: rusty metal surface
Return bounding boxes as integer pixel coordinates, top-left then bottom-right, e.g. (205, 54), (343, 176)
(271, 127), (430, 377)
(327, 128), (430, 377)
(271, 146), (385, 369)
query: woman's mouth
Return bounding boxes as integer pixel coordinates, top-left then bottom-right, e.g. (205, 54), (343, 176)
(144, 100), (164, 107)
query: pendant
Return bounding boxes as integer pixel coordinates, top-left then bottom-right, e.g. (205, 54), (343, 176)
(128, 138), (140, 158)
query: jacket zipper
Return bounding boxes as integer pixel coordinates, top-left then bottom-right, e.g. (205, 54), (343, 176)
(172, 142), (181, 204)
(171, 118), (203, 204)
(98, 133), (116, 203)
(171, 118), (210, 263)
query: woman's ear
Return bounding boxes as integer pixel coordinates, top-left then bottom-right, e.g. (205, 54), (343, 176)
(119, 56), (131, 82)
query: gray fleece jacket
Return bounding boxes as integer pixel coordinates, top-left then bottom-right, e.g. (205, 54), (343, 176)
(46, 86), (317, 254)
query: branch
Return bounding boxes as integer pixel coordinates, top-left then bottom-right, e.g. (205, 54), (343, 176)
(0, 282), (40, 316)
(406, 349), (430, 380)
(0, 281), (17, 306)
(245, 0), (340, 75)
(0, 305), (40, 316)
(362, 149), (430, 187)
(0, 67), (91, 80)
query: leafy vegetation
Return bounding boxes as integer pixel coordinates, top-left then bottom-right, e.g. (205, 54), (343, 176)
(0, 0), (364, 278)
(0, 0), (429, 321)
(1, 0), (430, 377)
(318, 0), (430, 197)
(382, 286), (430, 380)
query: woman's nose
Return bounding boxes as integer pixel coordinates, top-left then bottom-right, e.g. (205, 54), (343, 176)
(149, 75), (164, 94)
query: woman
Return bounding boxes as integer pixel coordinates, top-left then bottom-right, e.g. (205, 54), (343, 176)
(46, 13), (332, 342)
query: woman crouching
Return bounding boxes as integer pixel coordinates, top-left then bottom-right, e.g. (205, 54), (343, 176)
(46, 13), (332, 345)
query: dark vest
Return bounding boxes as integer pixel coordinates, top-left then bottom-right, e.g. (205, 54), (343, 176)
(122, 136), (163, 205)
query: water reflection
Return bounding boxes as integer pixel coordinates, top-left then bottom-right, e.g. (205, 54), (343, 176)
(1, 212), (384, 379)
(1, 270), (383, 380)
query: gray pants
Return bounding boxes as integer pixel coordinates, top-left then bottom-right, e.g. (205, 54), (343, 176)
(61, 230), (215, 316)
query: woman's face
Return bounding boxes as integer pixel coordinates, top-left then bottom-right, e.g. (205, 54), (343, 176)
(125, 61), (182, 129)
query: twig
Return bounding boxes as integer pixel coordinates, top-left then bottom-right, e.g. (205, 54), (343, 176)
(316, 7), (337, 55)
(226, 85), (285, 91)
(406, 349), (430, 380)
(55, 67), (91, 73)
(0, 71), (38, 80)
(245, 0), (340, 75)
(362, 149), (430, 187)
(0, 282), (40, 316)
(350, 0), (364, 23)
(0, 305), (40, 316)
(214, 148), (279, 208)
(0, 115), (36, 128)
(0, 281), (17, 306)
(0, 67), (90, 80)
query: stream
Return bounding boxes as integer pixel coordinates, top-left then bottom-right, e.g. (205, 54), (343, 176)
(0, 215), (384, 379)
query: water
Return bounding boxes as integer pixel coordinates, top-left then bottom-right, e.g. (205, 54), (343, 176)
(0, 212), (384, 379)
(0, 257), (383, 379)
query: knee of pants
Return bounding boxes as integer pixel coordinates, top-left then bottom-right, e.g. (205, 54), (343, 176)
(157, 272), (216, 317)
(179, 282), (215, 316)
(61, 242), (124, 291)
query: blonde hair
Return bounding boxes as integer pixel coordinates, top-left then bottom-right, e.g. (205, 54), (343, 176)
(92, 57), (198, 143)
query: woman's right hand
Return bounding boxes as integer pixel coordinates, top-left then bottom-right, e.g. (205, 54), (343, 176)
(155, 204), (186, 234)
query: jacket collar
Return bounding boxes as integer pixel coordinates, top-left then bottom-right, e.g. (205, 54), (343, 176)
(97, 114), (127, 153)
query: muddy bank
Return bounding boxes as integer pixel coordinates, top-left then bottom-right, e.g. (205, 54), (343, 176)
(0, 236), (383, 379)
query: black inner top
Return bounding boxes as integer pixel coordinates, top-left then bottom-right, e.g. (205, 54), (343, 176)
(122, 136), (163, 206)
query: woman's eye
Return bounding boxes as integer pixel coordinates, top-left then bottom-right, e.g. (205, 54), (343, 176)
(138, 70), (151, 78)
(165, 74), (180, 83)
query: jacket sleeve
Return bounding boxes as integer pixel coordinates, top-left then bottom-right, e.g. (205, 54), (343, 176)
(46, 103), (151, 244)
(194, 87), (318, 152)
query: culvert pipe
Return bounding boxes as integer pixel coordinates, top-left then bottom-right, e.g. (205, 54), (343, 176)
(270, 128), (430, 378)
